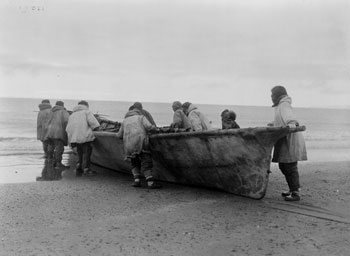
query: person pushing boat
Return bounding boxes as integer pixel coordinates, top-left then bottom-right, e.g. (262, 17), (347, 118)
(117, 105), (162, 189)
(182, 102), (213, 131)
(268, 85), (307, 201)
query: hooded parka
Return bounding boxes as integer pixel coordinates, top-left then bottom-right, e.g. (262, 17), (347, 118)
(187, 104), (213, 131)
(117, 109), (156, 158)
(66, 105), (100, 144)
(171, 102), (191, 129)
(46, 105), (70, 145)
(272, 96), (307, 163)
(37, 102), (52, 141)
(171, 108), (191, 129)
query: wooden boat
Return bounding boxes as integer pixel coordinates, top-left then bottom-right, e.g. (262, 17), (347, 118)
(91, 124), (305, 199)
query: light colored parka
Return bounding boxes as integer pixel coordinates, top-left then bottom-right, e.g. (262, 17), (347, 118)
(46, 105), (70, 145)
(66, 105), (100, 144)
(187, 104), (213, 131)
(37, 103), (52, 141)
(271, 96), (307, 163)
(117, 109), (156, 158)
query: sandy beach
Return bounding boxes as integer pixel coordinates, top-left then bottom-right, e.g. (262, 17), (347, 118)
(1, 155), (349, 256)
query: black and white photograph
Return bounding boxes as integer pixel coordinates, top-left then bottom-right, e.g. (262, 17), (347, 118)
(1, 0), (350, 255)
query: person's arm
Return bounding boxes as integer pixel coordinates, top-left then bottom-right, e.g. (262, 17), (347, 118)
(116, 123), (124, 139)
(142, 110), (157, 126)
(142, 116), (157, 133)
(86, 111), (100, 130)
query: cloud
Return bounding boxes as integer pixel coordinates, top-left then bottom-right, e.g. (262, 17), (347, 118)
(0, 54), (90, 76)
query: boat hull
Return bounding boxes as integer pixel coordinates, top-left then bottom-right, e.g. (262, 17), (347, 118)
(91, 127), (295, 199)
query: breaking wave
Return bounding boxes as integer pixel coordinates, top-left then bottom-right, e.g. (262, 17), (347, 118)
(0, 137), (37, 142)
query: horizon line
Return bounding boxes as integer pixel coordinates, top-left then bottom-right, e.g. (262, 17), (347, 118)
(1, 96), (349, 110)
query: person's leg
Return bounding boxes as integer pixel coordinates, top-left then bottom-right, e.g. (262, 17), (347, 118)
(46, 139), (55, 166)
(279, 162), (300, 201)
(85, 142), (92, 169)
(42, 141), (50, 158)
(54, 139), (65, 168)
(141, 152), (161, 189)
(279, 162), (300, 191)
(287, 162), (300, 192)
(75, 143), (84, 176)
(279, 163), (292, 193)
(130, 156), (141, 187)
(83, 142), (96, 175)
(76, 144), (83, 167)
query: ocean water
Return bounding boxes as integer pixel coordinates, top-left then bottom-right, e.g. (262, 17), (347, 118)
(0, 97), (349, 183)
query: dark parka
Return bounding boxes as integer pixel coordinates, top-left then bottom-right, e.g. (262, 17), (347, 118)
(37, 102), (52, 141)
(46, 105), (70, 145)
(221, 111), (240, 129)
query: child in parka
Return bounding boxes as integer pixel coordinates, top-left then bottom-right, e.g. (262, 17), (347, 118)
(221, 109), (240, 129)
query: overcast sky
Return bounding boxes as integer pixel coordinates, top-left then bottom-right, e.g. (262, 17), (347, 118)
(0, 0), (349, 108)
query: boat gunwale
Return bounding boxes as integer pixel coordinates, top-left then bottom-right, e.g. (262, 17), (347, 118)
(94, 126), (305, 139)
(150, 126), (291, 139)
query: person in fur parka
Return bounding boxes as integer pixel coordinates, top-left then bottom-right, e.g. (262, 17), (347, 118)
(37, 99), (52, 158)
(170, 101), (191, 129)
(269, 86), (307, 201)
(221, 109), (240, 129)
(46, 101), (70, 169)
(182, 102), (213, 131)
(117, 106), (161, 189)
(66, 100), (100, 176)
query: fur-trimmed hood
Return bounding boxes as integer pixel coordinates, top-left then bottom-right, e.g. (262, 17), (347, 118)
(125, 109), (141, 118)
(38, 103), (51, 111)
(72, 104), (88, 112)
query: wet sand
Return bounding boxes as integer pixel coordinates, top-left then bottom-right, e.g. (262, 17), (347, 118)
(1, 158), (350, 256)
